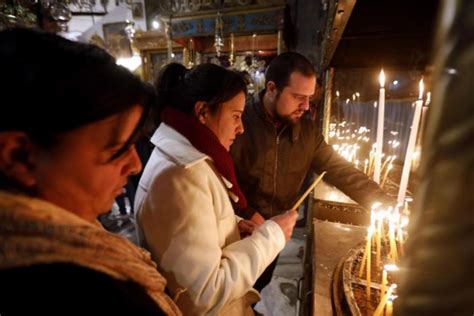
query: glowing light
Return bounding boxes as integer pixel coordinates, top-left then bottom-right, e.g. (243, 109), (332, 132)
(418, 78), (424, 100)
(379, 69), (385, 87)
(425, 91), (431, 105)
(116, 55), (142, 71)
(152, 20), (160, 30)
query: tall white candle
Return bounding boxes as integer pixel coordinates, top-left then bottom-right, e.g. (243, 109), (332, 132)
(398, 79), (424, 205)
(374, 69), (385, 183)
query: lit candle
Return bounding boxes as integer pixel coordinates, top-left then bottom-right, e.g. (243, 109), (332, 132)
(381, 155), (391, 172)
(359, 226), (373, 277)
(398, 215), (409, 256)
(402, 197), (412, 215)
(366, 226), (373, 299)
(374, 284), (397, 316)
(376, 213), (382, 266)
(368, 143), (376, 176)
(388, 221), (399, 263)
(385, 295), (395, 316)
(364, 159), (369, 174)
(398, 79), (424, 205)
(381, 268), (388, 298)
(381, 163), (393, 188)
(374, 69), (386, 183)
(358, 244), (367, 278)
(382, 265), (399, 296)
(380, 211), (387, 244)
(397, 227), (404, 257)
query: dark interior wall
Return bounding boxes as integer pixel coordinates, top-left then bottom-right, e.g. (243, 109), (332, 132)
(284, 0), (329, 72)
(290, 0), (326, 72)
(331, 0), (440, 70)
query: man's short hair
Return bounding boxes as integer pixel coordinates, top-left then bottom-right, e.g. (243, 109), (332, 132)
(265, 52), (316, 90)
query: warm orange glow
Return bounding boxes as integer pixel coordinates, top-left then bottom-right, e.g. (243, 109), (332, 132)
(379, 69), (385, 88)
(418, 78), (424, 100)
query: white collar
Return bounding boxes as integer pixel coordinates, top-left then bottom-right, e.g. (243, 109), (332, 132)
(151, 123), (235, 192)
(151, 123), (236, 201)
(151, 123), (208, 169)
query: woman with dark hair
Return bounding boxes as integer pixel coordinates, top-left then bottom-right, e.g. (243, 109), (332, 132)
(134, 63), (298, 315)
(0, 28), (180, 316)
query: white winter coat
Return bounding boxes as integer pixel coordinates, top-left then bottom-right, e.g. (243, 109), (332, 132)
(135, 123), (286, 316)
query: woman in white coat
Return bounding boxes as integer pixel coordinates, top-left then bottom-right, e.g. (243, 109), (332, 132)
(134, 63), (298, 316)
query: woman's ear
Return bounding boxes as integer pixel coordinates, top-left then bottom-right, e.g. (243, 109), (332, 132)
(0, 132), (37, 188)
(194, 101), (208, 124)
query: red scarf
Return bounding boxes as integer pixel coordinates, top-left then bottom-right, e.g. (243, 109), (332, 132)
(161, 107), (248, 210)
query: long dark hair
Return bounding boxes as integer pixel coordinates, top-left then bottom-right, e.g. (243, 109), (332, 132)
(0, 28), (155, 147)
(0, 28), (155, 190)
(154, 63), (247, 120)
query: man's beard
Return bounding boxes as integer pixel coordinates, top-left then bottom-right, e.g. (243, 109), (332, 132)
(271, 93), (301, 126)
(275, 111), (300, 126)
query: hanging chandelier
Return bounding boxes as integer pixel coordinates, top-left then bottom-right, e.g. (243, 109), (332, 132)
(214, 11), (224, 57)
(0, 0), (100, 31)
(40, 0), (73, 30)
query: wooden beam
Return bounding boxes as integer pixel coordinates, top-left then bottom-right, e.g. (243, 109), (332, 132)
(320, 0), (356, 71)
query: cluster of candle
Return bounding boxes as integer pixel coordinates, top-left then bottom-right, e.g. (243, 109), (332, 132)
(365, 146), (396, 188)
(358, 203), (409, 315)
(331, 70), (428, 315)
(329, 124), (370, 164)
(329, 124), (397, 188)
(331, 70), (427, 202)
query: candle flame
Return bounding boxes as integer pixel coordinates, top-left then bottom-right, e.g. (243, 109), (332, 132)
(384, 264), (400, 272)
(401, 216), (409, 227)
(425, 91), (431, 105)
(379, 69), (385, 88)
(371, 202), (382, 210)
(418, 78), (424, 100)
(368, 225), (374, 236)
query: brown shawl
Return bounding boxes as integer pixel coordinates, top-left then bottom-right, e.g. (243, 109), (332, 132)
(0, 190), (181, 316)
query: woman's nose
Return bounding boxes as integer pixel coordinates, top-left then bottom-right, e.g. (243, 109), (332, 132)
(236, 120), (244, 134)
(126, 147), (142, 176)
